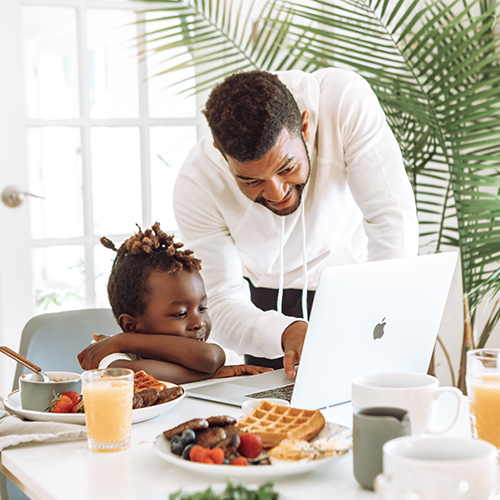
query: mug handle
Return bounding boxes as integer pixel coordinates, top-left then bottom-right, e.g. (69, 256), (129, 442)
(426, 386), (463, 435)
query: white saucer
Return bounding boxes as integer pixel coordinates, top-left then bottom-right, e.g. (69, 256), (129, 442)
(4, 381), (185, 425)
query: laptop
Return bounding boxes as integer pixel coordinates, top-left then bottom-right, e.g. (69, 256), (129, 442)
(186, 251), (459, 410)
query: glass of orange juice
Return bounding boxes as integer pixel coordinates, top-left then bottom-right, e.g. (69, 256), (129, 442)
(81, 368), (134, 453)
(466, 349), (500, 452)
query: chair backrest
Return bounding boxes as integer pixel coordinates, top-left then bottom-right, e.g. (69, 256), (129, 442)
(12, 308), (118, 390)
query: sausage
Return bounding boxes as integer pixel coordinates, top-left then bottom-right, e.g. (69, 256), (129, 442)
(155, 386), (184, 405)
(163, 418), (209, 440)
(132, 392), (144, 409)
(138, 388), (159, 407)
(206, 415), (237, 427)
(195, 426), (227, 448)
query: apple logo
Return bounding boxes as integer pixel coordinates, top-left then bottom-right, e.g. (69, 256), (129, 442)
(373, 317), (386, 340)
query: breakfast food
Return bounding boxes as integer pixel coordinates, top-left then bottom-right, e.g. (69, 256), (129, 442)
(44, 371), (184, 413)
(236, 400), (326, 448)
(237, 432), (263, 459)
(47, 392), (77, 413)
(206, 415), (237, 426)
(132, 371), (184, 409)
(163, 418), (210, 440)
(161, 407), (352, 467)
(195, 426), (228, 448)
(267, 435), (352, 464)
(156, 386), (184, 405)
(268, 438), (315, 463)
(134, 370), (167, 392)
(163, 414), (245, 463)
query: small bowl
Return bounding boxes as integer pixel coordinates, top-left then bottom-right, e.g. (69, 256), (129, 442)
(241, 398), (290, 416)
(20, 371), (81, 412)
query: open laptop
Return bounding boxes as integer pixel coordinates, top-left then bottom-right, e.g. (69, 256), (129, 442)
(186, 251), (459, 410)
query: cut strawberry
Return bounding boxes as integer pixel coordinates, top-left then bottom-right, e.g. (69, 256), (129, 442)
(61, 391), (81, 407)
(47, 393), (74, 413)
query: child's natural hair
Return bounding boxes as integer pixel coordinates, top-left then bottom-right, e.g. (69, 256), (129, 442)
(102, 222), (202, 320)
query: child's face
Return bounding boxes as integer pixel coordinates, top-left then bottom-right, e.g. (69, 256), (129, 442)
(136, 268), (211, 341)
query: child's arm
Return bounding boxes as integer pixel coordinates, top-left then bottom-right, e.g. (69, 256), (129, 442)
(77, 333), (225, 374)
(105, 358), (272, 384)
(106, 358), (221, 384)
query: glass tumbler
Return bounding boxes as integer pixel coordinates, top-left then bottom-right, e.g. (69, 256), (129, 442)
(467, 348), (500, 452)
(81, 368), (134, 452)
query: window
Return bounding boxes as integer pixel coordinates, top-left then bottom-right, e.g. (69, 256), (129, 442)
(23, 0), (205, 313)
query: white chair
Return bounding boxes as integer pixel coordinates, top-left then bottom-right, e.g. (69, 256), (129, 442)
(12, 308), (117, 390)
(2, 308), (118, 500)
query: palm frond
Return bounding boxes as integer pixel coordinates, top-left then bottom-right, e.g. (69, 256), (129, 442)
(134, 0), (297, 94)
(135, 0), (500, 339)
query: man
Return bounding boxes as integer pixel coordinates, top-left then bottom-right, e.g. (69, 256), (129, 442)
(173, 68), (419, 378)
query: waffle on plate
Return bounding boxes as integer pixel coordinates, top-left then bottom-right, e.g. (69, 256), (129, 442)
(134, 370), (167, 392)
(236, 400), (326, 448)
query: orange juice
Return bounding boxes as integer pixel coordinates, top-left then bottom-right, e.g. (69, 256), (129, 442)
(83, 379), (133, 452)
(468, 373), (500, 449)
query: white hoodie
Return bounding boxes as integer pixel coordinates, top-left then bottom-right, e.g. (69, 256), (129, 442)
(173, 68), (419, 359)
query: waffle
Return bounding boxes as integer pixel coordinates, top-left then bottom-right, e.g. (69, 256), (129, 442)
(236, 400), (325, 448)
(133, 370), (166, 393)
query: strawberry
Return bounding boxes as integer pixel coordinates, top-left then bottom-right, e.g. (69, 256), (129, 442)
(61, 391), (81, 407)
(230, 456), (248, 466)
(237, 433), (263, 459)
(71, 399), (85, 413)
(47, 394), (74, 413)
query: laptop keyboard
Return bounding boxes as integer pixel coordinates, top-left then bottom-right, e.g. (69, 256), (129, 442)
(244, 383), (295, 402)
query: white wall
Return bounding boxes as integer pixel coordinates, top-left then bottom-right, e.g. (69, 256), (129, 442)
(435, 254), (500, 389)
(0, 0), (34, 397)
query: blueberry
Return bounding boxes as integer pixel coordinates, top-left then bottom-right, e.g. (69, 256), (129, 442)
(181, 429), (196, 444)
(182, 443), (195, 460)
(170, 435), (185, 456)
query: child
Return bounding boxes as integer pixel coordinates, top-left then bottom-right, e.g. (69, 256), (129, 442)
(77, 222), (271, 384)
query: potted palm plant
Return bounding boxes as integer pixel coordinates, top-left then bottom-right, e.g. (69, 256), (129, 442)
(135, 0), (500, 391)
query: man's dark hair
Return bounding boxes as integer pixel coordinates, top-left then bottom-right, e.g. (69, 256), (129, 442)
(203, 71), (303, 163)
(101, 222), (201, 320)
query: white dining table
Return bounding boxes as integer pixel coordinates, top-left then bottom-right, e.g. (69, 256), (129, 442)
(0, 385), (481, 500)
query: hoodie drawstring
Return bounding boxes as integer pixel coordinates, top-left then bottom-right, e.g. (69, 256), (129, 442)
(277, 217), (285, 313)
(301, 202), (309, 321)
(276, 203), (309, 321)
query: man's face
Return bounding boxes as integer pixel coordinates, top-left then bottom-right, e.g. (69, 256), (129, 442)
(226, 117), (311, 217)
(134, 269), (211, 342)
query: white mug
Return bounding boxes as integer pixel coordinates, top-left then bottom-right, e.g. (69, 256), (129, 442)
(351, 372), (462, 435)
(383, 435), (498, 500)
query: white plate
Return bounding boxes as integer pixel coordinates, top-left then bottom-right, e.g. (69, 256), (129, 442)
(4, 382), (185, 425)
(153, 421), (351, 479)
(151, 483), (298, 500)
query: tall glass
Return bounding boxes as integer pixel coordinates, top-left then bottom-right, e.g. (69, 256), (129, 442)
(82, 368), (134, 453)
(466, 348), (500, 452)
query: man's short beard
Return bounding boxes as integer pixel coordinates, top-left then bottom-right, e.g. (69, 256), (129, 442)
(254, 135), (311, 217)
(255, 182), (306, 216)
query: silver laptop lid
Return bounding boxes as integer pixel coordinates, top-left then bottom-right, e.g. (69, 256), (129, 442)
(291, 252), (459, 410)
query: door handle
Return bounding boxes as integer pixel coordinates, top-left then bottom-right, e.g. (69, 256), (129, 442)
(1, 185), (45, 208)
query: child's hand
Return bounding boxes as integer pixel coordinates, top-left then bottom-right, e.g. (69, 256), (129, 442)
(77, 334), (120, 369)
(213, 364), (273, 378)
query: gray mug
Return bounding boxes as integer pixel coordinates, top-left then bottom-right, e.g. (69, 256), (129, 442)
(353, 406), (411, 490)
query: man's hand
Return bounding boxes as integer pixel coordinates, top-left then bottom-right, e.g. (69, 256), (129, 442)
(281, 321), (307, 378)
(77, 333), (119, 370)
(213, 364), (273, 378)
